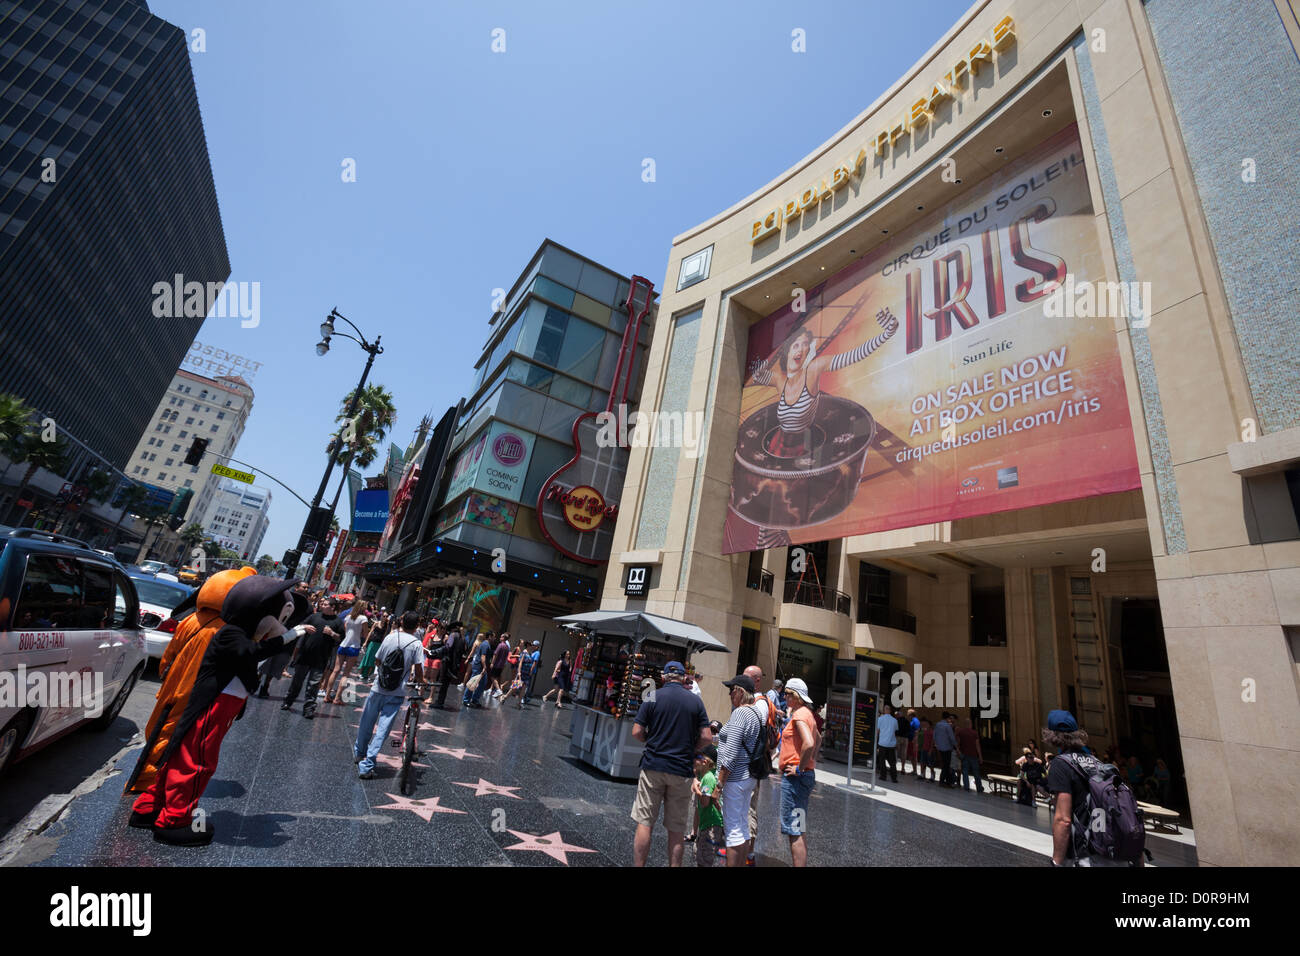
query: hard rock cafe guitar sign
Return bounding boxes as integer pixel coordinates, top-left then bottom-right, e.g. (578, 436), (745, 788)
(536, 276), (655, 565)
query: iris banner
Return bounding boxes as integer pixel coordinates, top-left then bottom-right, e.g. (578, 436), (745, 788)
(723, 125), (1140, 552)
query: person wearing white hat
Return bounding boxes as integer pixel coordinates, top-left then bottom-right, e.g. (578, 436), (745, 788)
(779, 677), (821, 867)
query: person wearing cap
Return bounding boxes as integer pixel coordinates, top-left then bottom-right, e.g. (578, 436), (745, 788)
(516, 640), (541, 707)
(692, 744), (725, 867)
(1043, 709), (1103, 865)
(778, 677), (820, 866)
(630, 660), (712, 867)
(715, 674), (765, 866)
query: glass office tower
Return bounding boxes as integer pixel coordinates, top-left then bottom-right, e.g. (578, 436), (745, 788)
(0, 0), (230, 468)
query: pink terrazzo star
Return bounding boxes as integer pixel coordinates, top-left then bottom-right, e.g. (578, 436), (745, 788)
(503, 830), (596, 865)
(374, 794), (466, 822)
(419, 722), (452, 734)
(374, 751), (427, 770)
(452, 778), (522, 799)
(425, 744), (484, 760)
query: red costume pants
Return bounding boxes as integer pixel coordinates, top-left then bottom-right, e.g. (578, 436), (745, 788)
(131, 692), (243, 828)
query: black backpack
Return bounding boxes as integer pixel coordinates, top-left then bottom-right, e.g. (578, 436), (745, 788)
(747, 704), (776, 780)
(377, 636), (417, 693)
(1062, 753), (1149, 865)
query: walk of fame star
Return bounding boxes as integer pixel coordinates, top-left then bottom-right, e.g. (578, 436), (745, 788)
(503, 830), (596, 864)
(426, 744), (484, 760)
(419, 722), (452, 733)
(374, 751), (427, 770)
(374, 794), (466, 822)
(452, 778), (522, 798)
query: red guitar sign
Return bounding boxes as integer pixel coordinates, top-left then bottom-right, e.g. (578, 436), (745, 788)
(537, 276), (655, 565)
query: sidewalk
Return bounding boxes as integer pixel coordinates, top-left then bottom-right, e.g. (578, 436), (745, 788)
(15, 675), (1138, 867)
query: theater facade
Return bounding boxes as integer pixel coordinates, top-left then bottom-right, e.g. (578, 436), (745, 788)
(602, 0), (1300, 865)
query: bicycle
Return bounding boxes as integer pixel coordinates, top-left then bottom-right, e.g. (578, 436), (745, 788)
(394, 681), (432, 795)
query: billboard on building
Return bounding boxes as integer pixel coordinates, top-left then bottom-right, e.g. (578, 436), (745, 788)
(723, 125), (1140, 552)
(444, 421), (536, 505)
(352, 488), (390, 534)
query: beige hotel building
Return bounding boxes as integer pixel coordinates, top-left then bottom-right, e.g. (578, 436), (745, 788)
(601, 0), (1300, 865)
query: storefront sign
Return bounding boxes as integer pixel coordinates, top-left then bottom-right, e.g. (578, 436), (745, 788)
(750, 15), (1015, 244)
(624, 565), (650, 597)
(548, 483), (616, 531)
(444, 422), (536, 505)
(211, 462), (254, 484)
(724, 125), (1139, 552)
(352, 488), (390, 534)
(1127, 694), (1157, 708)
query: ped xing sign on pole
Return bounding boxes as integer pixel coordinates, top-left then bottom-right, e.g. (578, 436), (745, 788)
(211, 462), (255, 484)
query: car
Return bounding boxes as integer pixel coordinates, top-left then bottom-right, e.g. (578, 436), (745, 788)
(138, 560), (172, 576)
(176, 566), (202, 585)
(126, 572), (196, 661)
(0, 529), (147, 779)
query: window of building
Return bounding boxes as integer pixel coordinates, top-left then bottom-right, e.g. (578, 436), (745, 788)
(140, 451), (147, 459)
(179, 430), (187, 438)
(148, 453), (156, 462)
(970, 571), (1007, 646)
(185, 417), (194, 425)
(210, 425), (218, 433)
(157, 473), (166, 481)
(172, 444), (180, 452)
(184, 480), (192, 488)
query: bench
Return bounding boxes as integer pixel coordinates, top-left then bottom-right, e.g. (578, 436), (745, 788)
(987, 773), (1019, 797)
(1137, 802), (1182, 833)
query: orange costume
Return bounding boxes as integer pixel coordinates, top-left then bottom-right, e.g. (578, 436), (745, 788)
(124, 567), (256, 793)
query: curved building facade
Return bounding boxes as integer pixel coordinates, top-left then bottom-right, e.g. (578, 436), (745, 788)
(604, 0), (1300, 865)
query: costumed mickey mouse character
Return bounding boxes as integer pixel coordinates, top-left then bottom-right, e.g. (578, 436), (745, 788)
(128, 574), (312, 846)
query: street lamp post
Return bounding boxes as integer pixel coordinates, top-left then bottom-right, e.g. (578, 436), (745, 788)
(301, 307), (383, 584)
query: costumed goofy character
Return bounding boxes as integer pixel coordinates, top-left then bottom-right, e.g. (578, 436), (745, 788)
(126, 573), (312, 846)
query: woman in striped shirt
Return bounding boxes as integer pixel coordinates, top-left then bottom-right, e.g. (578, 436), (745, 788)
(715, 675), (766, 867)
(749, 309), (898, 457)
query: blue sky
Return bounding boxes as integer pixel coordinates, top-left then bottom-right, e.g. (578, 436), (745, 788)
(150, 0), (976, 559)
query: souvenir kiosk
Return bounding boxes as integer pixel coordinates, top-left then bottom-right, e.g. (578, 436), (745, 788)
(554, 610), (727, 778)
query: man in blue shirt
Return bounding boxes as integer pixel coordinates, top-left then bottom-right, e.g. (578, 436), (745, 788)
(462, 631), (495, 709)
(876, 703), (900, 782)
(515, 641), (540, 708)
(631, 661), (711, 866)
(934, 711), (959, 787)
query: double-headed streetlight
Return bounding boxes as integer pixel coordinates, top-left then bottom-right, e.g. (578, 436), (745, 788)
(299, 307), (383, 583)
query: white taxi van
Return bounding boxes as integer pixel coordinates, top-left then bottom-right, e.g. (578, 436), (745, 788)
(0, 530), (147, 778)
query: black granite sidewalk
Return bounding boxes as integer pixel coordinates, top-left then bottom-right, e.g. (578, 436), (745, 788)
(25, 675), (1046, 867)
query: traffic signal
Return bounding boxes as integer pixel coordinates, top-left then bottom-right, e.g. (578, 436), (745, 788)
(281, 549), (301, 575)
(184, 437), (209, 466)
(303, 506), (332, 541)
(168, 487), (194, 518)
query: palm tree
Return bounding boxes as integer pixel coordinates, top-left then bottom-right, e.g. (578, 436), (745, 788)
(133, 500), (170, 564)
(178, 522), (206, 567)
(81, 468), (114, 505)
(0, 394), (35, 484)
(12, 435), (68, 526)
(322, 383), (397, 534)
(256, 554), (275, 575)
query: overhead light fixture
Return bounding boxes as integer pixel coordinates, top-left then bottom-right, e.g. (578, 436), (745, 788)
(916, 204), (924, 211)
(995, 146), (1005, 153)
(1042, 108), (1054, 117)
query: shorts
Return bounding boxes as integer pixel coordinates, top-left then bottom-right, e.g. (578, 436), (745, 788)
(630, 770), (693, 834)
(338, 646), (361, 658)
(696, 824), (726, 867)
(722, 778), (757, 848)
(490, 666), (503, 680)
(780, 769), (815, 835)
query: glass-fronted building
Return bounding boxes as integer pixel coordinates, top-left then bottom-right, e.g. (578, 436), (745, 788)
(0, 0), (230, 469)
(367, 240), (655, 662)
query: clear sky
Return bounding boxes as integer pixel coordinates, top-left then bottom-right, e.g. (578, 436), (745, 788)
(149, 0), (977, 560)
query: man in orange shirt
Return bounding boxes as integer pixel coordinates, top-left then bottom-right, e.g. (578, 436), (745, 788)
(779, 677), (821, 867)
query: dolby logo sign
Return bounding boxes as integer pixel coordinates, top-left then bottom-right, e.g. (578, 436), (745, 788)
(493, 433), (526, 467)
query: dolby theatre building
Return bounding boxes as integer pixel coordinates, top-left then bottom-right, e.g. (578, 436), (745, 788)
(603, 0), (1300, 865)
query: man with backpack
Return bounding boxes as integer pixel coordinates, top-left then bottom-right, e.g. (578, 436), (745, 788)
(1044, 709), (1147, 867)
(354, 611), (428, 779)
(516, 640), (541, 707)
(742, 665), (778, 866)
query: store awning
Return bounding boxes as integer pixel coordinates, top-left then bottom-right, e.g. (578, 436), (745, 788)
(553, 610), (728, 653)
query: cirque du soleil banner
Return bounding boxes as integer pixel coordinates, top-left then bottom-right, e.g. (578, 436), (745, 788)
(723, 124), (1141, 553)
